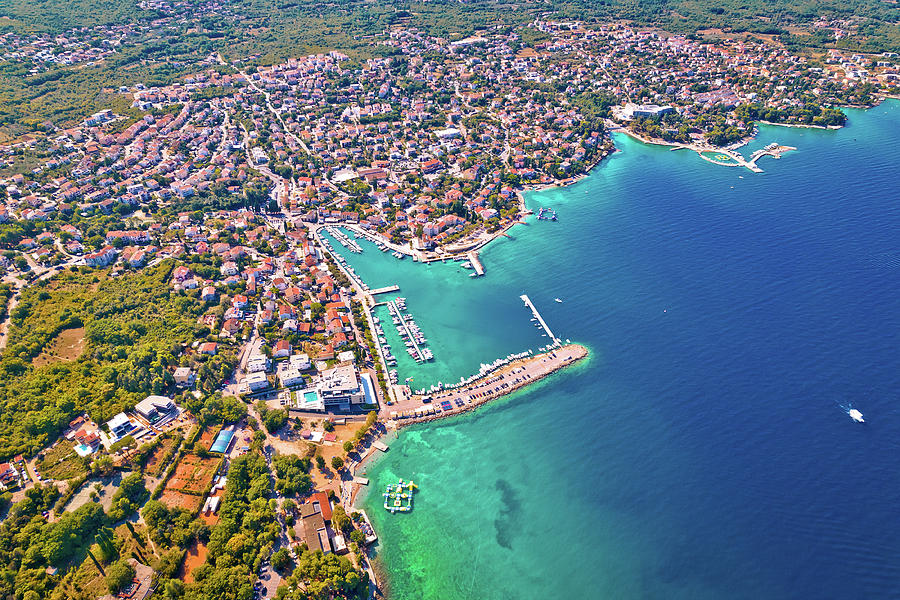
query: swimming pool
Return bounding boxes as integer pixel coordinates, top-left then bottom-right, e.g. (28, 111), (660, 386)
(210, 428), (235, 453)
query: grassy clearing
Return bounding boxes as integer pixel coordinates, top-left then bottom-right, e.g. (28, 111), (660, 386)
(37, 439), (87, 481)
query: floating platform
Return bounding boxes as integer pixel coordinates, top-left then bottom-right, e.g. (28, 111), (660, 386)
(383, 478), (417, 513)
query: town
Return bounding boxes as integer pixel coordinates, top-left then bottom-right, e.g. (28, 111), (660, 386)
(0, 14), (898, 600)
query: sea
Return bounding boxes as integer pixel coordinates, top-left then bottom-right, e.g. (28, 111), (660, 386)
(322, 99), (900, 600)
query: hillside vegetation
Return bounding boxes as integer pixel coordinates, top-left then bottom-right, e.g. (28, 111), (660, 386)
(0, 262), (235, 460)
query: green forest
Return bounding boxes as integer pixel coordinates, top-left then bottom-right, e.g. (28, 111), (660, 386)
(0, 261), (236, 460)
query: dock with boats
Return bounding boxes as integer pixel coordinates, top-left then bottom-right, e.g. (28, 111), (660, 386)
(536, 207), (558, 221)
(467, 251), (485, 276)
(520, 294), (560, 344)
(325, 226), (362, 253)
(387, 297), (434, 364)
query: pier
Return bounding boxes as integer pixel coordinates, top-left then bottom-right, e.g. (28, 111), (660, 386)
(467, 251), (485, 276)
(370, 285), (400, 295)
(520, 294), (560, 344)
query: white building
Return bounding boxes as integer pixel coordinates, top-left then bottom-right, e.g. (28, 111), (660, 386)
(316, 364), (365, 411)
(174, 367), (195, 387)
(247, 354), (270, 373)
(245, 371), (269, 392)
(289, 353), (311, 370)
(134, 395), (176, 423)
(106, 412), (136, 441)
(279, 366), (305, 388)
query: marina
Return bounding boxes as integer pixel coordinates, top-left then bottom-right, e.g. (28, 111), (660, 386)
(387, 297), (434, 364)
(325, 226), (363, 253)
(370, 316), (397, 368)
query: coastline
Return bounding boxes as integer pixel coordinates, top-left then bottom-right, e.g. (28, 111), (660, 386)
(389, 343), (587, 427)
(349, 343), (588, 597)
(349, 344), (589, 506)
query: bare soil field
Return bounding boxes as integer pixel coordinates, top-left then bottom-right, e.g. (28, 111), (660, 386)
(179, 540), (209, 583)
(32, 326), (86, 367)
(159, 488), (204, 512)
(144, 436), (178, 477)
(198, 426), (220, 449)
(166, 453), (220, 494)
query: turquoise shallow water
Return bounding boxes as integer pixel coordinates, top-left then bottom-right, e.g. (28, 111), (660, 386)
(337, 100), (900, 599)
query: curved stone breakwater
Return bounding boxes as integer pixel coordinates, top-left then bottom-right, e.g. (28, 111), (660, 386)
(385, 343), (588, 427)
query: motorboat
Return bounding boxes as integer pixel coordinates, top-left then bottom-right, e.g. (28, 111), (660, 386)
(849, 409), (864, 423)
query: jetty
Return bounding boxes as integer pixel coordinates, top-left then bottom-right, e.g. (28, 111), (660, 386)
(520, 294), (559, 344)
(370, 285), (400, 295)
(467, 251), (485, 276)
(748, 143), (796, 167)
(387, 299), (433, 362)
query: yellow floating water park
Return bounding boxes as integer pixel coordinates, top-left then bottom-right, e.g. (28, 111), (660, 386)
(383, 479), (417, 513)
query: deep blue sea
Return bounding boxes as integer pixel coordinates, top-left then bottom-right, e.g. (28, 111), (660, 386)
(331, 100), (900, 599)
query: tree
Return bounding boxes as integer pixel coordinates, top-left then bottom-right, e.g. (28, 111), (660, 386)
(108, 473), (147, 521)
(315, 455), (325, 470)
(349, 529), (365, 545)
(331, 505), (351, 534)
(106, 560), (136, 593)
(164, 578), (184, 599)
(92, 455), (115, 477)
(342, 441), (354, 453)
(330, 456), (344, 471)
(271, 547), (291, 572)
(273, 454), (312, 496)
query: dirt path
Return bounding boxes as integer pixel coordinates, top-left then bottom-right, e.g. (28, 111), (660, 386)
(0, 284), (22, 352)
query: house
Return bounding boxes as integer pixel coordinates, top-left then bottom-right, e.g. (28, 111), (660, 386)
(84, 245), (117, 267)
(274, 340), (292, 358)
(134, 395), (176, 423)
(73, 430), (101, 455)
(201, 286), (217, 302)
(106, 412), (136, 441)
(247, 354), (270, 373)
(174, 367), (196, 387)
(172, 265), (193, 283)
(289, 353), (311, 371)
(0, 462), (19, 486)
(299, 493), (334, 553)
(199, 342), (218, 355)
(278, 365), (305, 388)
